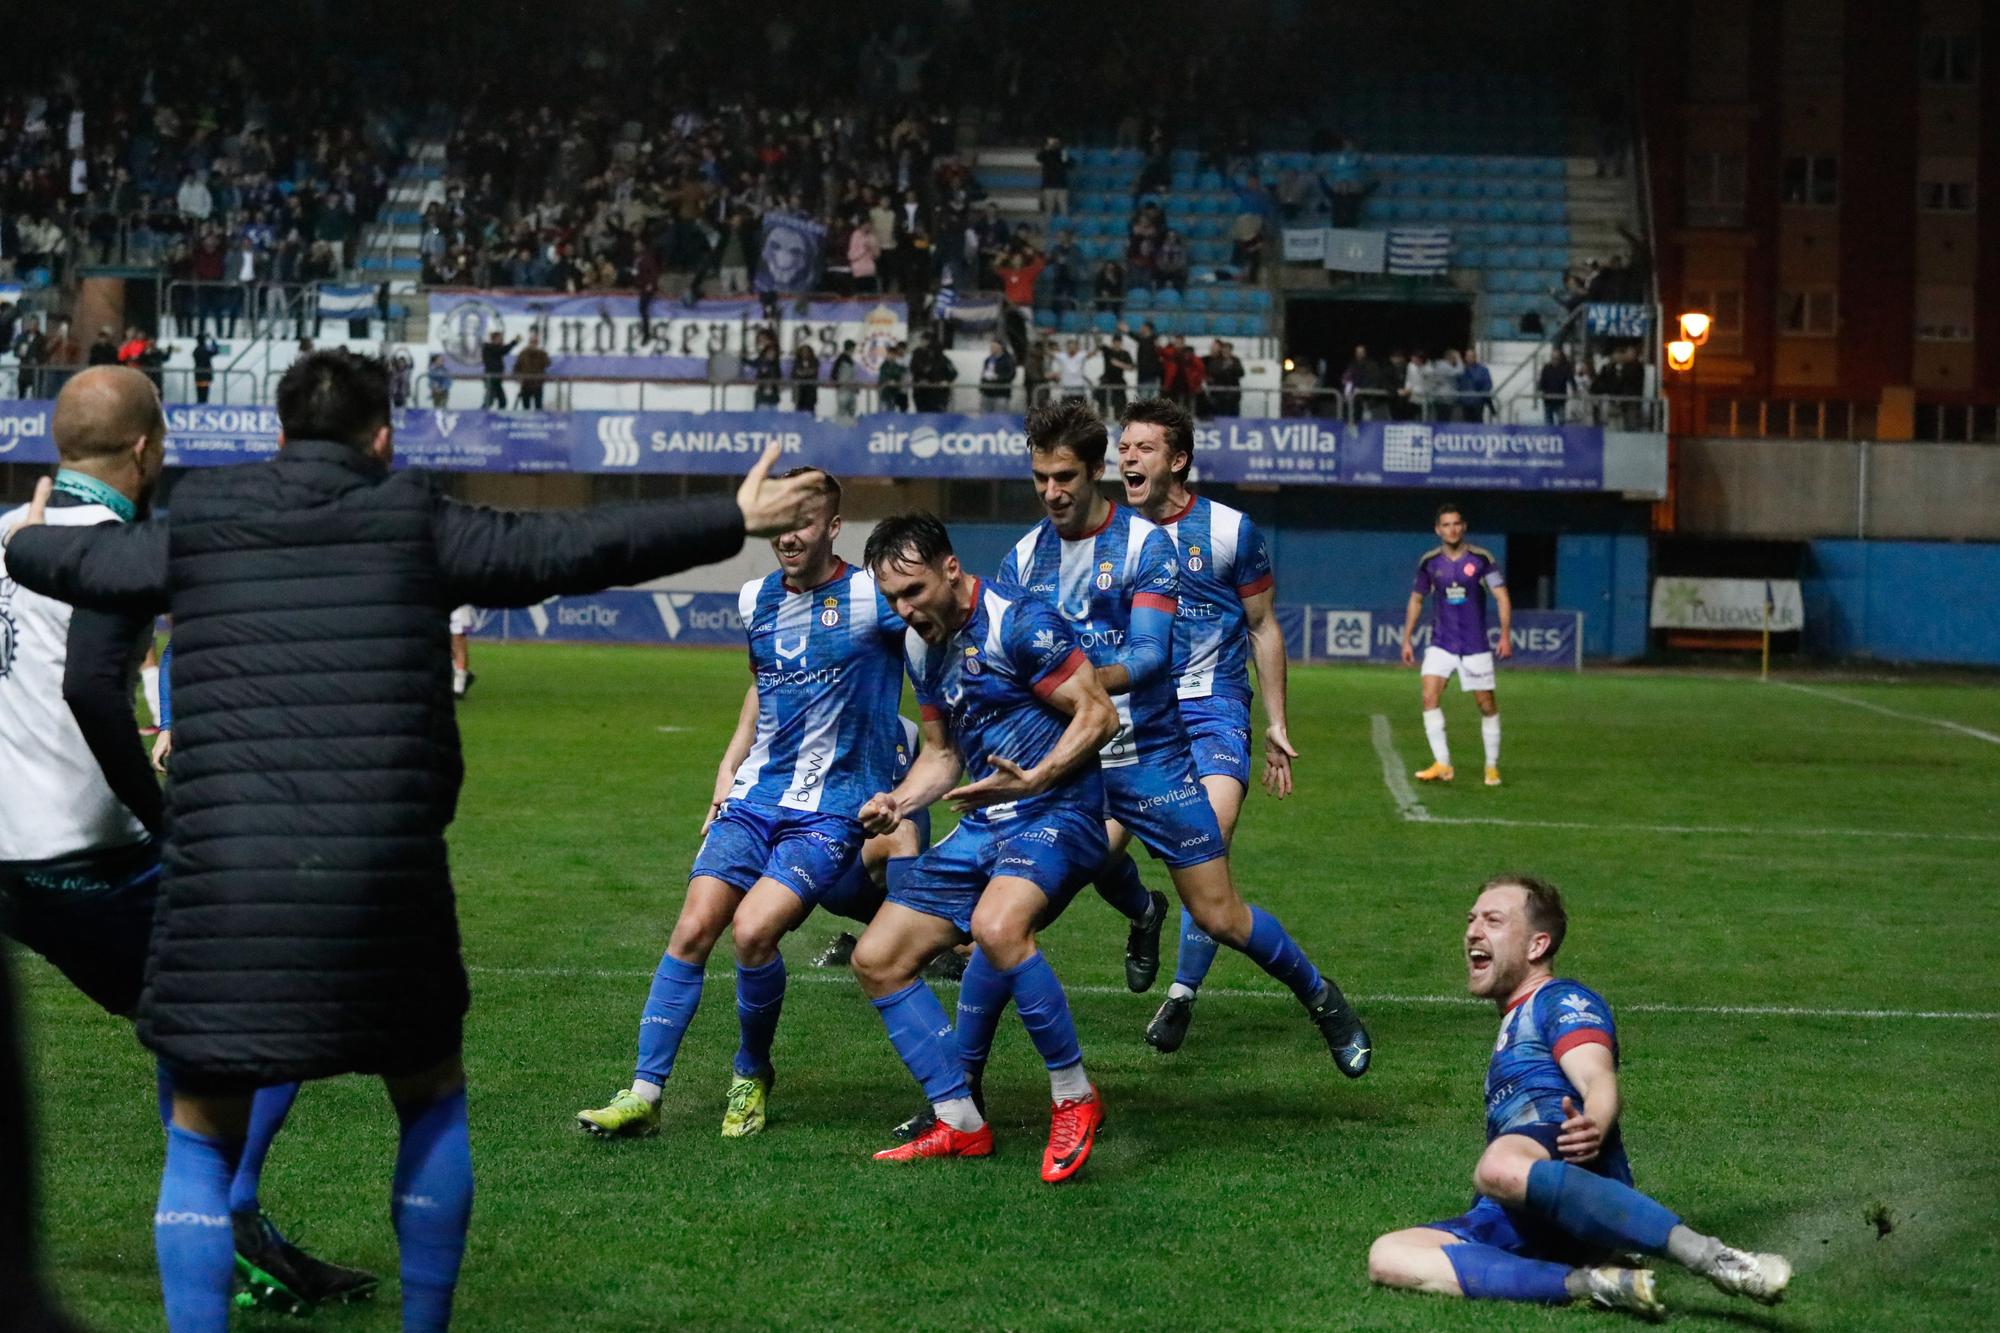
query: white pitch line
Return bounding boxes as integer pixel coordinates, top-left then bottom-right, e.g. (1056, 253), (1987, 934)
(462, 965), (2000, 1022)
(1369, 714), (1431, 821)
(1772, 680), (2000, 747)
(1365, 714), (2000, 842)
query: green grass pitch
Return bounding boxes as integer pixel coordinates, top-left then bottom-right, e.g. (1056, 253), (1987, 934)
(19, 646), (2000, 1329)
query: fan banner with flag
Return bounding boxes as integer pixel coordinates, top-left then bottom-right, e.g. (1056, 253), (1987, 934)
(1324, 229), (1386, 273)
(316, 284), (379, 318)
(1386, 227), (1452, 275)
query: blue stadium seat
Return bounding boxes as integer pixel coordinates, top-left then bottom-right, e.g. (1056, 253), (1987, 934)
(1213, 314), (1243, 337)
(1456, 246), (1485, 268)
(1126, 287), (1154, 311)
(1093, 311), (1118, 334)
(1196, 170), (1223, 191)
(1171, 148), (1200, 169)
(1154, 288), (1181, 310)
(1060, 310), (1085, 333)
(1184, 288), (1214, 312)
(1211, 287), (1245, 312)
(1241, 312), (1268, 336)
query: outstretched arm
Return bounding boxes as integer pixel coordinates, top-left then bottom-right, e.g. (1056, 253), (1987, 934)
(3, 483), (169, 618)
(435, 441), (823, 606)
(950, 656), (1117, 812)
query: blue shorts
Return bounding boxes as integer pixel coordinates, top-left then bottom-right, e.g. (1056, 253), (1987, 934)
(1180, 695), (1253, 786)
(690, 801), (861, 908)
(1103, 759), (1226, 868)
(817, 806), (936, 926)
(888, 805), (1107, 936)
(0, 839), (161, 1015)
(1427, 1195), (1607, 1267)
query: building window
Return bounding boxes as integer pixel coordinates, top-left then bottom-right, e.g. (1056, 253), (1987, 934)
(1919, 178), (1976, 211)
(1683, 287), (1744, 343)
(1915, 286), (1975, 341)
(1778, 290), (1837, 336)
(1781, 155), (1838, 207)
(1920, 33), (1978, 85)
(1685, 152), (1746, 227)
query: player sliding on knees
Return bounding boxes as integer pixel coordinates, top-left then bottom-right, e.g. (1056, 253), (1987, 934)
(1367, 875), (1792, 1319)
(1112, 397), (1299, 1052)
(578, 468), (914, 1141)
(851, 512), (1118, 1182)
(1402, 501), (1511, 787)
(999, 397), (1371, 1073)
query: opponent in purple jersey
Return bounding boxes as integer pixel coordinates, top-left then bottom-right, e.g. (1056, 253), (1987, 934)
(579, 469), (907, 1143)
(1008, 398), (1373, 1074)
(1114, 397), (1301, 1053)
(851, 512), (1118, 1183)
(1368, 876), (1792, 1317)
(1401, 502), (1513, 787)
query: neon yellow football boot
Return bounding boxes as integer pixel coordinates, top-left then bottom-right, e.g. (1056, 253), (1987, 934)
(576, 1088), (660, 1138)
(720, 1071), (773, 1138)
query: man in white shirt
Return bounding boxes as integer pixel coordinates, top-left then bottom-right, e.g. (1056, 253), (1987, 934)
(1054, 338), (1091, 396)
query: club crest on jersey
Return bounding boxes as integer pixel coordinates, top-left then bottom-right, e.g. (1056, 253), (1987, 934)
(1186, 544), (1203, 572)
(1463, 561), (1477, 577)
(819, 595), (840, 628)
(962, 645), (983, 675)
(1031, 627), (1057, 652)
(1095, 560), (1115, 590)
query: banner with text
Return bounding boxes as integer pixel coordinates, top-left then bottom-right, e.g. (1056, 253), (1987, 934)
(462, 594), (1581, 666)
(427, 290), (907, 383)
(1649, 578), (1804, 633)
(1312, 607), (1583, 669)
(0, 402), (1606, 490)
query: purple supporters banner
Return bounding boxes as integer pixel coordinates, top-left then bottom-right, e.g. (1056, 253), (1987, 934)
(427, 290), (908, 382)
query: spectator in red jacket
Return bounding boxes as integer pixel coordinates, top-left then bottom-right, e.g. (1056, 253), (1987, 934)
(996, 242), (1046, 308)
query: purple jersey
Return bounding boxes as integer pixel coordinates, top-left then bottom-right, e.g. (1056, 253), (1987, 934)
(1413, 544), (1504, 657)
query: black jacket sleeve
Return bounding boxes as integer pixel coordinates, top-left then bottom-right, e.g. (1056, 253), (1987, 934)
(433, 494), (746, 608)
(3, 520), (170, 617)
(61, 608), (163, 835)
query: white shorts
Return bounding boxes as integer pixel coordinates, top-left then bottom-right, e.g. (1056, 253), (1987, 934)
(1421, 645), (1496, 692)
(448, 605), (475, 635)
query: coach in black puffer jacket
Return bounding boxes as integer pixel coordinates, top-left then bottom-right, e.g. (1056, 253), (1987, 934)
(3, 353), (819, 1090)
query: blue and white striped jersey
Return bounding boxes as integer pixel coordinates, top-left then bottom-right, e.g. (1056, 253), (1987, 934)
(997, 505), (1180, 768)
(1157, 493), (1273, 703)
(726, 563), (908, 816)
(905, 579), (1102, 826)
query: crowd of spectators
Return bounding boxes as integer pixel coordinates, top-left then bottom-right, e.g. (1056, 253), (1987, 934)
(0, 11), (417, 302)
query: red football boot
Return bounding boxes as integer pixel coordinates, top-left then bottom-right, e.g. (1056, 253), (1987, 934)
(1041, 1086), (1104, 1183)
(873, 1118), (994, 1162)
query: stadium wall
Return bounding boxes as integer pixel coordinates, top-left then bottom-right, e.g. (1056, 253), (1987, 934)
(1802, 540), (2000, 667)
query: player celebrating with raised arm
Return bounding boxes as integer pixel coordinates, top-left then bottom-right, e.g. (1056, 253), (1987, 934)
(999, 398), (1372, 1073)
(1113, 397), (1295, 1052)
(851, 512), (1118, 1182)
(579, 469), (910, 1142)
(1401, 502), (1511, 787)
(1366, 875), (1792, 1318)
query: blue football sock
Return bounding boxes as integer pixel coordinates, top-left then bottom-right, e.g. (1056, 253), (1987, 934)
(1241, 905), (1323, 1002)
(1005, 952), (1083, 1073)
(634, 953), (705, 1086)
(1172, 906), (1221, 991)
(391, 1088), (474, 1333)
(1092, 852), (1152, 922)
(1444, 1242), (1574, 1304)
(872, 981), (968, 1104)
(732, 957), (786, 1079)
(155, 1125), (241, 1332)
(227, 1082), (300, 1215)
(955, 948), (1012, 1070)
(1525, 1160), (1681, 1255)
